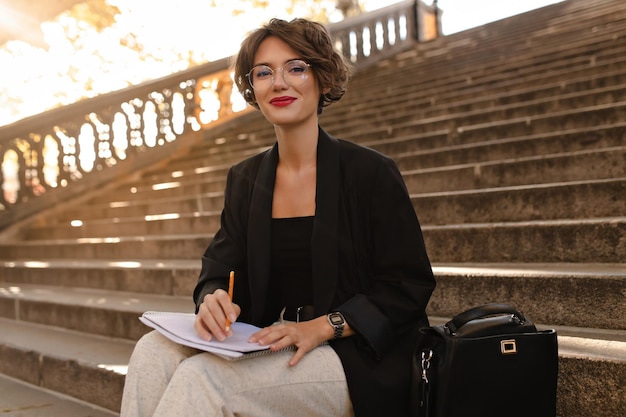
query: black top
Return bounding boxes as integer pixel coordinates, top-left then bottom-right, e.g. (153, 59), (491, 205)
(270, 216), (314, 308)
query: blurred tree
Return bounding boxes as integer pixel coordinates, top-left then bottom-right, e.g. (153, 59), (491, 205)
(68, 0), (120, 34)
(0, 0), (345, 126)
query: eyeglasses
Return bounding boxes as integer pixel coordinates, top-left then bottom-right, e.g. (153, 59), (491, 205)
(246, 60), (311, 91)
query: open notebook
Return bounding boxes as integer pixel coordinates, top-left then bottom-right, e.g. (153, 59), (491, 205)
(139, 311), (295, 360)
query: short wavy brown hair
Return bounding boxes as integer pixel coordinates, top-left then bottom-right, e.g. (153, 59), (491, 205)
(233, 18), (351, 114)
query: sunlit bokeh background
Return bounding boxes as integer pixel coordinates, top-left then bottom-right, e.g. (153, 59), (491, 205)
(0, 0), (563, 127)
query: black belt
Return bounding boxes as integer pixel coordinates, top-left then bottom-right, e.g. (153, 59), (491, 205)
(282, 305), (315, 322)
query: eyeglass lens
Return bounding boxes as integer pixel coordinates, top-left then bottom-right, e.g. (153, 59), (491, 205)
(248, 60), (310, 91)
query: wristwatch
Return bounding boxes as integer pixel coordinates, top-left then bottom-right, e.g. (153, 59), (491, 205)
(327, 312), (345, 339)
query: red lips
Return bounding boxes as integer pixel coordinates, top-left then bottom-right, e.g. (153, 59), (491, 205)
(269, 96), (296, 107)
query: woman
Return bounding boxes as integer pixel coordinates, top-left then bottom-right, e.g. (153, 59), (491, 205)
(121, 17), (435, 417)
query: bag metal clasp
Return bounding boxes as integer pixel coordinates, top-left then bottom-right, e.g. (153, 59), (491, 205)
(421, 349), (433, 383)
(501, 339), (517, 355)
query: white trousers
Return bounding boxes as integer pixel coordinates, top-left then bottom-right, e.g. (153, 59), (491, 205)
(120, 330), (354, 417)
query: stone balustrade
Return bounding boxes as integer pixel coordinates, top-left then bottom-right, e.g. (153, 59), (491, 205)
(0, 0), (438, 230)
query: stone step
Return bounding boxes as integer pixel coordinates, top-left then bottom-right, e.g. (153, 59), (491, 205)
(88, 123), (626, 200)
(31, 177), (625, 235)
(51, 190), (227, 224)
(367, 10), (626, 89)
(0, 283), (191, 340)
(0, 373), (117, 416)
(0, 234), (212, 260)
(414, 178), (626, 225)
(422, 216), (626, 263)
(355, 38), (626, 111)
(457, 102), (626, 143)
(0, 259), (198, 296)
(379, 128), (626, 171)
(84, 171), (228, 204)
(330, 81), (626, 139)
(23, 210), (222, 239)
(20, 178), (625, 240)
(402, 146), (626, 194)
(427, 263), (626, 330)
(161, 119), (622, 183)
(148, 139), (269, 178)
(344, 61), (626, 120)
(1, 315), (623, 416)
(45, 144), (625, 217)
(372, 41), (626, 107)
(3, 217), (625, 263)
(333, 101), (626, 142)
(79, 167), (228, 203)
(2, 263), (623, 331)
(0, 318), (131, 413)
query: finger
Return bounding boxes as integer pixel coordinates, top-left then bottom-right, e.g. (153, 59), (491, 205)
(208, 289), (236, 327)
(198, 298), (230, 341)
(215, 289), (239, 325)
(193, 310), (214, 341)
(205, 311), (229, 341)
(250, 324), (286, 345)
(289, 347), (307, 367)
(249, 328), (271, 344)
(206, 293), (228, 323)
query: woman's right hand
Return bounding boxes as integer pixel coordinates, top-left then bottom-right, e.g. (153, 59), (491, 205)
(194, 289), (241, 341)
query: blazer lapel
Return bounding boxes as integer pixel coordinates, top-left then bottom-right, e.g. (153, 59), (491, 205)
(312, 128), (340, 314)
(247, 144), (278, 323)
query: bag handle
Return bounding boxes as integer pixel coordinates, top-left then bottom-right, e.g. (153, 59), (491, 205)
(445, 303), (526, 335)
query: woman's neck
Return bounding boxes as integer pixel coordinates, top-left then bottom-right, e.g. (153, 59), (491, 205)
(274, 121), (318, 171)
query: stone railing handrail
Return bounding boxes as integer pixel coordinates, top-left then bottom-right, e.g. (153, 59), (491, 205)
(0, 0), (438, 231)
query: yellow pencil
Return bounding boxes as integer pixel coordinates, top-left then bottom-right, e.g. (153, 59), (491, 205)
(225, 270), (235, 329)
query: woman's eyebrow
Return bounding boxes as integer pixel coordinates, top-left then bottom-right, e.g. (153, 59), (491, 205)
(251, 58), (303, 68)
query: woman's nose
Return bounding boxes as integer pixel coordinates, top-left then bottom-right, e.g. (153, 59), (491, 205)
(272, 68), (289, 90)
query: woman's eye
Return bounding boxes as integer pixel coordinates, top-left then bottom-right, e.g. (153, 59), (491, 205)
(288, 64), (306, 73)
(255, 67), (272, 78)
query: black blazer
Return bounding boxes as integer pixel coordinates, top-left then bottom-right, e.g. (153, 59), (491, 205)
(193, 126), (435, 417)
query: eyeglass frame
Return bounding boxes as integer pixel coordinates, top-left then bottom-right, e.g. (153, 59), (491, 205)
(246, 59), (312, 91)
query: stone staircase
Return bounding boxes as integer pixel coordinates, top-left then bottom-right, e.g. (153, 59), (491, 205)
(1, 0), (625, 415)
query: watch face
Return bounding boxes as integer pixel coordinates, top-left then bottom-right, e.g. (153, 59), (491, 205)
(329, 313), (344, 325)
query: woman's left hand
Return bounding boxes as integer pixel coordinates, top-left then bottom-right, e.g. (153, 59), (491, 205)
(248, 316), (336, 366)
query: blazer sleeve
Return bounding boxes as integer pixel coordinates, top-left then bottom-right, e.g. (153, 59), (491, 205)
(336, 154), (435, 358)
(192, 167), (248, 312)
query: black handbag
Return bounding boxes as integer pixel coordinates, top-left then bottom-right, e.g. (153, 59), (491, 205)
(411, 303), (558, 417)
